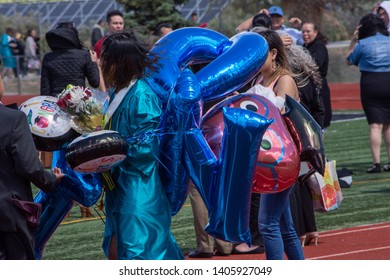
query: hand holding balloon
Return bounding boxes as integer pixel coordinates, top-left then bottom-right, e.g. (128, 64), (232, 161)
(65, 130), (128, 174)
(52, 167), (64, 182)
(34, 150), (102, 259)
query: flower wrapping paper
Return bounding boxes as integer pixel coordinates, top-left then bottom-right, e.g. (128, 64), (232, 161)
(57, 85), (107, 134)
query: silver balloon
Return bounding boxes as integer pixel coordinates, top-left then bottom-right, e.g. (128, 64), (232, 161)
(19, 96), (78, 151)
(283, 95), (325, 176)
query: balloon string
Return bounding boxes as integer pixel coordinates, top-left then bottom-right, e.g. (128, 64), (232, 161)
(153, 150), (171, 175)
(124, 128), (203, 175)
(124, 128), (202, 144)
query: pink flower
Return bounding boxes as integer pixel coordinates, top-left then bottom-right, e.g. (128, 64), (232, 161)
(56, 84), (105, 134)
(84, 88), (92, 97)
(57, 99), (67, 109)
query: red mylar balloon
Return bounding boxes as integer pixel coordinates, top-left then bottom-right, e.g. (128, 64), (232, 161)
(202, 93), (300, 193)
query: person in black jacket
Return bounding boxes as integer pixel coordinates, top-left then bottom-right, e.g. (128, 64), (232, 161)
(0, 77), (64, 259)
(287, 44), (325, 127)
(40, 22), (100, 97)
(302, 21), (332, 129)
(10, 32), (27, 77)
(40, 22), (100, 218)
(285, 44), (325, 247)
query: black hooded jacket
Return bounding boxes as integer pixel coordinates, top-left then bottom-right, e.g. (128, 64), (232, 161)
(40, 27), (100, 97)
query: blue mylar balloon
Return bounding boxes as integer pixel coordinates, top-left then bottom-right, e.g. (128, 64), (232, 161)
(159, 68), (202, 215)
(145, 28), (268, 107)
(34, 149), (102, 259)
(205, 107), (273, 245)
(145, 27), (230, 105)
(183, 129), (218, 210)
(197, 31), (269, 102)
(283, 95), (325, 176)
(146, 28), (269, 216)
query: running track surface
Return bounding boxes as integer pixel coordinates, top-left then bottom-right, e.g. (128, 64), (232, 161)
(188, 222), (390, 260)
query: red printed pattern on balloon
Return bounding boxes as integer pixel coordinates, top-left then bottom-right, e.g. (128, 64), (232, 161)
(74, 154), (127, 173)
(202, 93), (299, 194)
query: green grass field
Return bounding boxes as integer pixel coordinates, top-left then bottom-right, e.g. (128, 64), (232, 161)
(38, 117), (390, 259)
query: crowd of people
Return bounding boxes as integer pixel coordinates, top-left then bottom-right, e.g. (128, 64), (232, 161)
(0, 28), (40, 79)
(1, 2), (390, 260)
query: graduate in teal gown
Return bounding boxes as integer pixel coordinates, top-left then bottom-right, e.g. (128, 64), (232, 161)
(100, 31), (183, 260)
(1, 28), (17, 77)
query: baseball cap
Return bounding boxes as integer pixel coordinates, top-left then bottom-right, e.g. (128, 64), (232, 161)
(269, 6), (284, 16)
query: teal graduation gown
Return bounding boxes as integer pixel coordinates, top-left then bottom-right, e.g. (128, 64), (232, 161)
(102, 79), (183, 260)
(0, 33), (16, 68)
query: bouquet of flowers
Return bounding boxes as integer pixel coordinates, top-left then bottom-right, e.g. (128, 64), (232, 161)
(56, 84), (107, 134)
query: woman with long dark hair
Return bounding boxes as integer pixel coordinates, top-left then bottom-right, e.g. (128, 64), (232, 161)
(100, 31), (183, 260)
(347, 13), (390, 173)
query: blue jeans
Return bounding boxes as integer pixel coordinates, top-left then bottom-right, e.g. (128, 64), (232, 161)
(258, 186), (304, 260)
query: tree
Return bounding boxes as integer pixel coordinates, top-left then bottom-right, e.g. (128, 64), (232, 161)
(282, 0), (326, 27)
(117, 0), (376, 42)
(207, 0), (374, 41)
(281, 0), (373, 39)
(117, 0), (191, 33)
(206, 0), (273, 36)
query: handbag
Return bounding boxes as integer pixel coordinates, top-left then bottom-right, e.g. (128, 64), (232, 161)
(306, 160), (343, 212)
(11, 197), (42, 227)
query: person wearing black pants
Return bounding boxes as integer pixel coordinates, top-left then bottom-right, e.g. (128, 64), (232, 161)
(0, 78), (64, 259)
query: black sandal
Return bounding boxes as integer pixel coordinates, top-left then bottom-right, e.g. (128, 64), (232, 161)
(367, 163), (381, 173)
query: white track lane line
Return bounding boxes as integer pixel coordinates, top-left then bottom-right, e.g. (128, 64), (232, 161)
(307, 223), (390, 259)
(320, 224), (390, 238)
(307, 246), (390, 260)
